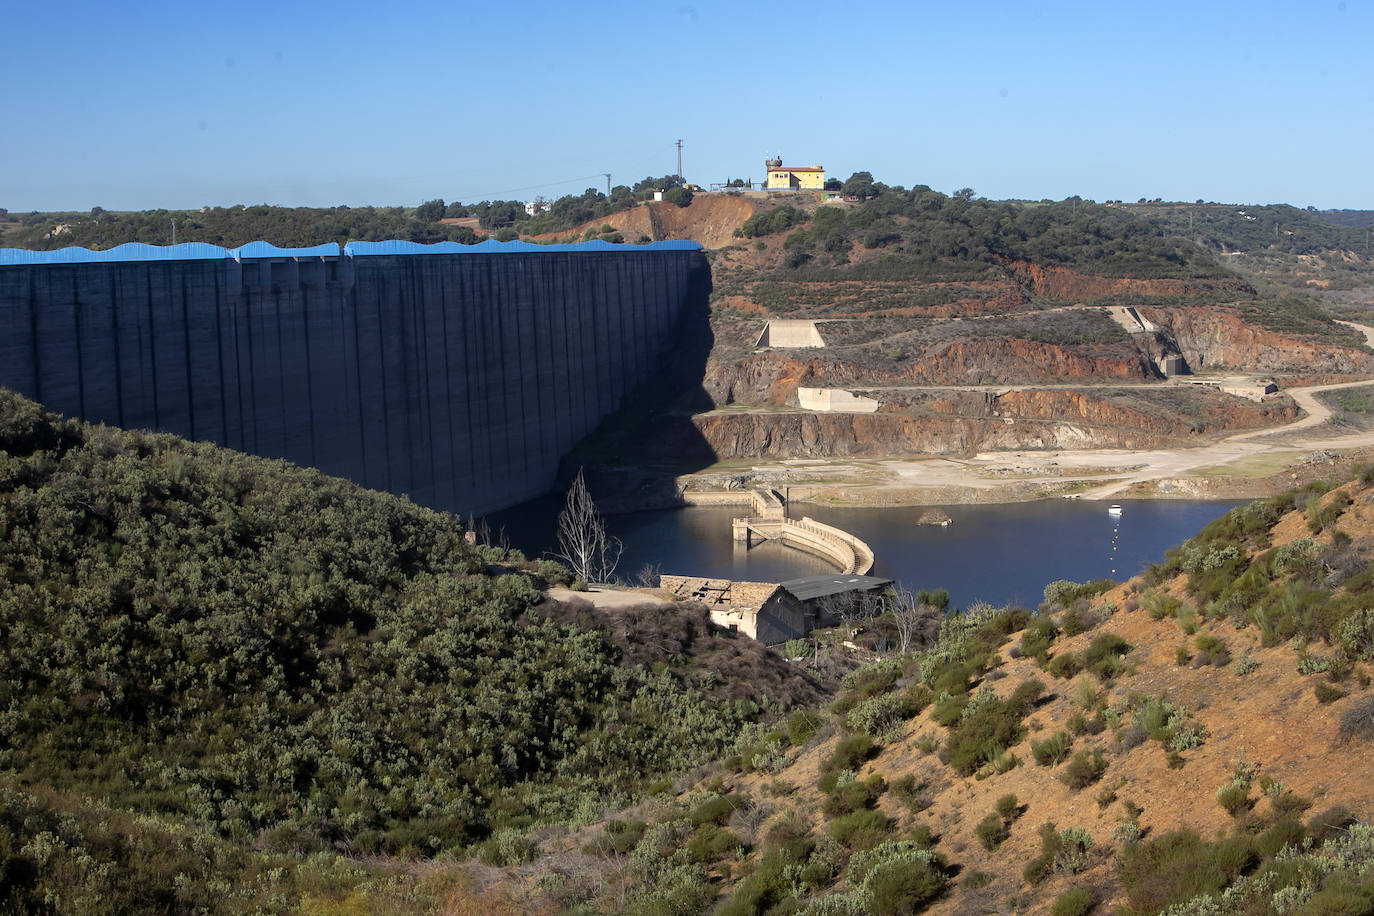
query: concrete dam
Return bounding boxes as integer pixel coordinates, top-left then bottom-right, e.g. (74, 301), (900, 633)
(0, 239), (708, 515)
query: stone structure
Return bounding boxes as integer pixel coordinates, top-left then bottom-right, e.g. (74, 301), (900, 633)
(659, 576), (807, 643)
(731, 490), (875, 575)
(1221, 380), (1279, 401)
(755, 319), (826, 348)
(797, 387), (880, 413)
(659, 572), (892, 644)
(0, 240), (708, 515)
(1159, 354), (1189, 377)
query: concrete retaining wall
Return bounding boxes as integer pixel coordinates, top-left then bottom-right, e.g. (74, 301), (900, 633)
(0, 247), (707, 515)
(756, 320), (825, 348)
(797, 387), (880, 413)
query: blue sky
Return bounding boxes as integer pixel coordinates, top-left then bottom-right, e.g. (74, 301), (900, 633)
(4, 0), (1370, 211)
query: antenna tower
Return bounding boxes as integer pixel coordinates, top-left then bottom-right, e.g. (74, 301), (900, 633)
(603, 173), (611, 195)
(675, 139), (683, 180)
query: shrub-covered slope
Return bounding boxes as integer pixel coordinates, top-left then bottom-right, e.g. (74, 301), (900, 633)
(0, 389), (808, 889)
(496, 472), (1374, 914)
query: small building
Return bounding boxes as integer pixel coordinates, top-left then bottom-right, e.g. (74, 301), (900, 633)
(780, 574), (894, 625)
(659, 576), (807, 643)
(524, 200), (550, 217)
(659, 572), (893, 644)
(765, 157), (825, 190)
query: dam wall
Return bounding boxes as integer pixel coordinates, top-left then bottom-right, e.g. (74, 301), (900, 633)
(0, 239), (707, 515)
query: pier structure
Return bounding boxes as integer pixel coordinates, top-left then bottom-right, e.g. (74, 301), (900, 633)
(731, 489), (875, 575)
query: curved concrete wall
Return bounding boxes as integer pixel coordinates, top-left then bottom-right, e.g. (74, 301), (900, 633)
(0, 244), (707, 515)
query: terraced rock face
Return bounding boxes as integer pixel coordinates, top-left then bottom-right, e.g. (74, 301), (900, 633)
(686, 389), (1297, 460)
(1140, 306), (1374, 376)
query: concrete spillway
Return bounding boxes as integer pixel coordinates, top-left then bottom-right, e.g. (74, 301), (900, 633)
(0, 240), (708, 515)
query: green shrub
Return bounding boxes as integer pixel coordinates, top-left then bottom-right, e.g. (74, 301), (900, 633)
(1145, 590), (1183, 620)
(846, 840), (950, 915)
(890, 774), (931, 813)
(1047, 652), (1081, 678)
(690, 794), (743, 827)
(1316, 682), (1347, 704)
(822, 774), (885, 817)
(1062, 604), (1087, 637)
(1082, 633), (1131, 678)
(586, 819), (647, 855)
(1072, 674), (1104, 710)
(1044, 579), (1114, 611)
(1307, 490), (1353, 534)
(975, 812), (1008, 851)
(788, 708), (822, 745)
(1216, 781), (1253, 816)
(1020, 616), (1060, 660)
(1023, 823), (1094, 884)
(1118, 829), (1256, 913)
(819, 734), (877, 791)
(931, 693), (969, 726)
(686, 824), (740, 863)
(996, 793), (1020, 820)
(1031, 731), (1074, 766)
(846, 690), (919, 738)
(944, 680), (1044, 775)
(829, 808), (891, 850)
(1050, 887), (1095, 916)
(1060, 749), (1109, 789)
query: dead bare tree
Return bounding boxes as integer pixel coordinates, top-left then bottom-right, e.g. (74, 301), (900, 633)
(884, 584), (942, 656)
(552, 469), (622, 584)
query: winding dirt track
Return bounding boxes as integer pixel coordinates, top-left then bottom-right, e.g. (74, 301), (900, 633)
(1078, 321), (1374, 498)
(689, 323), (1374, 505)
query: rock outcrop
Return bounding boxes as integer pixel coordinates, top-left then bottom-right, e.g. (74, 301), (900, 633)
(703, 340), (1155, 408)
(684, 387), (1296, 460)
(1140, 306), (1374, 374)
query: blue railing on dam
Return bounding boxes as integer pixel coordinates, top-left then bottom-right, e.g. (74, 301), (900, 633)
(0, 240), (709, 515)
(0, 238), (702, 265)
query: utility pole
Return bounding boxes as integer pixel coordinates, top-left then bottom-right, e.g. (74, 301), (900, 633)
(675, 139), (683, 181)
(171, 218), (177, 245)
(603, 173), (611, 196)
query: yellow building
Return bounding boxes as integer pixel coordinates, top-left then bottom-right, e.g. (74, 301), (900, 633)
(765, 157), (825, 190)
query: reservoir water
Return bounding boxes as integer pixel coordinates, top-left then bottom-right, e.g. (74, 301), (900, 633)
(490, 498), (1247, 611)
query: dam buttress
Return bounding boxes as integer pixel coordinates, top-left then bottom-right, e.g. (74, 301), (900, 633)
(0, 239), (707, 515)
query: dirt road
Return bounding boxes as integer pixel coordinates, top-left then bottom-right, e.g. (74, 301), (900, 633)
(680, 322), (1374, 505)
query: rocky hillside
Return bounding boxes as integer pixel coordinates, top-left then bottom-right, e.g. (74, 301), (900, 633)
(557, 187), (1374, 473)
(470, 471), (1374, 914)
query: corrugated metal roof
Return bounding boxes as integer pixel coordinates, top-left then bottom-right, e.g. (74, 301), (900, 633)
(0, 238), (702, 266)
(779, 574), (893, 601)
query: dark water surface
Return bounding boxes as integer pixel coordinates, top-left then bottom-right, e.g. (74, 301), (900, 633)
(490, 498), (1247, 611)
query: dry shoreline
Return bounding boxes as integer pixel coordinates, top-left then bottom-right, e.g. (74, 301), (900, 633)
(670, 327), (1374, 510)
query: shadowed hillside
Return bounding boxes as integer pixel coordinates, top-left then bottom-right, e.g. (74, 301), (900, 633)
(0, 389), (813, 912)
